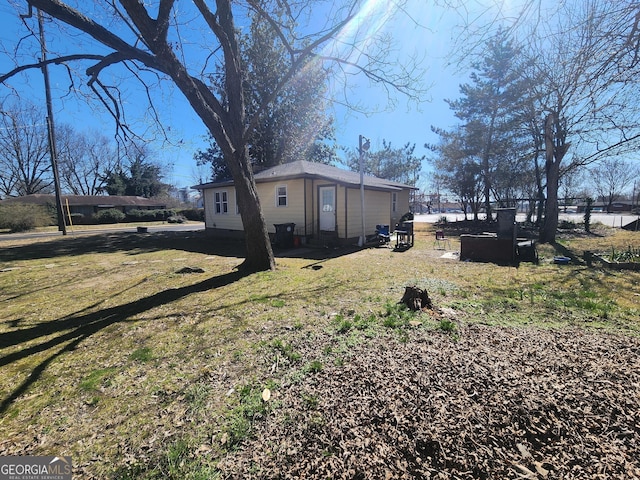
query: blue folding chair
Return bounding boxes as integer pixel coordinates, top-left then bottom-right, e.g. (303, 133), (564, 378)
(376, 224), (391, 245)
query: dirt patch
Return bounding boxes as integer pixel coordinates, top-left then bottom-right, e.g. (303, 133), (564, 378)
(218, 325), (640, 479)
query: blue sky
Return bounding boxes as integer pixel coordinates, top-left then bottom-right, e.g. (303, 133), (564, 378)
(328, 1), (463, 177)
(0, 1), (485, 191)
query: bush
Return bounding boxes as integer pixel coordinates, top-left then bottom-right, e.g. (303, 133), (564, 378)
(558, 219), (578, 229)
(93, 208), (126, 224)
(159, 209), (177, 221)
(67, 213), (86, 225)
(178, 208), (204, 221)
(167, 215), (187, 224)
(0, 203), (54, 232)
(126, 209), (155, 222)
(125, 208), (178, 222)
(125, 209), (153, 222)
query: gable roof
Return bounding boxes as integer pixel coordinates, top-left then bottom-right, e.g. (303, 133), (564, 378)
(193, 160), (416, 191)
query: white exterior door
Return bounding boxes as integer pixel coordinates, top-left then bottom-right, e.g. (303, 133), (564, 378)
(319, 186), (336, 231)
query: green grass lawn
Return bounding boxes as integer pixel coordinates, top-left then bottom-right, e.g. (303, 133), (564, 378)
(1, 225), (638, 478)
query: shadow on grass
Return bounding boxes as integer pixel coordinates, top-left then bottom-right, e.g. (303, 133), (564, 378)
(0, 230), (364, 264)
(552, 241), (587, 265)
(0, 269), (247, 415)
(0, 230), (245, 263)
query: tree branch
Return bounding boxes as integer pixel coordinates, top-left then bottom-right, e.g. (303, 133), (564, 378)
(580, 131), (640, 164)
(85, 52), (130, 83)
(27, 0), (165, 73)
(157, 0), (177, 43)
(319, 54), (414, 95)
(113, 0), (175, 51)
(1, 54), (103, 84)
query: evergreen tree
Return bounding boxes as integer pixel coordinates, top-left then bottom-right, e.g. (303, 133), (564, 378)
(345, 140), (423, 186)
(104, 145), (169, 198)
(196, 12), (337, 181)
(428, 126), (484, 220)
(444, 28), (530, 219)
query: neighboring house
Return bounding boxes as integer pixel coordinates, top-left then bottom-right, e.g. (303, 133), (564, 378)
(0, 194), (166, 218)
(429, 201), (468, 214)
(576, 200), (635, 213)
(193, 160), (415, 245)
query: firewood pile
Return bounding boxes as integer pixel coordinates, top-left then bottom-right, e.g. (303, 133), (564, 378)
(218, 325), (640, 479)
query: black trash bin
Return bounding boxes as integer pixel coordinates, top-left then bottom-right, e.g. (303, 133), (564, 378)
(274, 223), (296, 248)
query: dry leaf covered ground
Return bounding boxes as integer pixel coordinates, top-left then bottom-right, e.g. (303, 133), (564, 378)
(218, 323), (640, 480)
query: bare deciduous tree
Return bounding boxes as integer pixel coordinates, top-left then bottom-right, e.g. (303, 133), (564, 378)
(1, 0), (423, 271)
(590, 158), (639, 213)
(523, 1), (640, 242)
(0, 102), (52, 197)
(447, 0), (640, 242)
(56, 126), (120, 196)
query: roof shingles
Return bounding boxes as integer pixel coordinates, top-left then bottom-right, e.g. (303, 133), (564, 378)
(194, 160), (415, 191)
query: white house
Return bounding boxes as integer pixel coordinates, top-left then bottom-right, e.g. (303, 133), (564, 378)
(193, 160), (415, 246)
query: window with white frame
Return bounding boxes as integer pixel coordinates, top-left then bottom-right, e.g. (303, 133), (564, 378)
(392, 192), (398, 212)
(276, 185), (288, 207)
(214, 191), (228, 214)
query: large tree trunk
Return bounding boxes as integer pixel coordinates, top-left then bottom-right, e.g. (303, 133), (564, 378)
(540, 172), (559, 243)
(228, 147), (276, 272)
(155, 66), (276, 272)
(157, 0), (276, 272)
(539, 113), (569, 244)
(482, 114), (497, 222)
(540, 114), (558, 243)
(482, 164), (492, 221)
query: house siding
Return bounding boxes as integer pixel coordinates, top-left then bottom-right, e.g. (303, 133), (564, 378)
(258, 179), (306, 234)
(196, 161), (416, 244)
(304, 178), (314, 236)
(345, 188), (393, 239)
(337, 184), (347, 238)
(204, 180), (308, 236)
(203, 187), (243, 231)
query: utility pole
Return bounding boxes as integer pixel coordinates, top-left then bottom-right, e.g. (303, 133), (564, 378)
(37, 8), (66, 235)
(358, 134), (370, 247)
(632, 180), (636, 212)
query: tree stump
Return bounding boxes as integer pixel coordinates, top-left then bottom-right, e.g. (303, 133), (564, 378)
(399, 286), (433, 311)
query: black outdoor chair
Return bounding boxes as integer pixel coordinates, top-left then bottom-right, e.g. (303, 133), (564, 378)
(395, 221), (414, 249)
